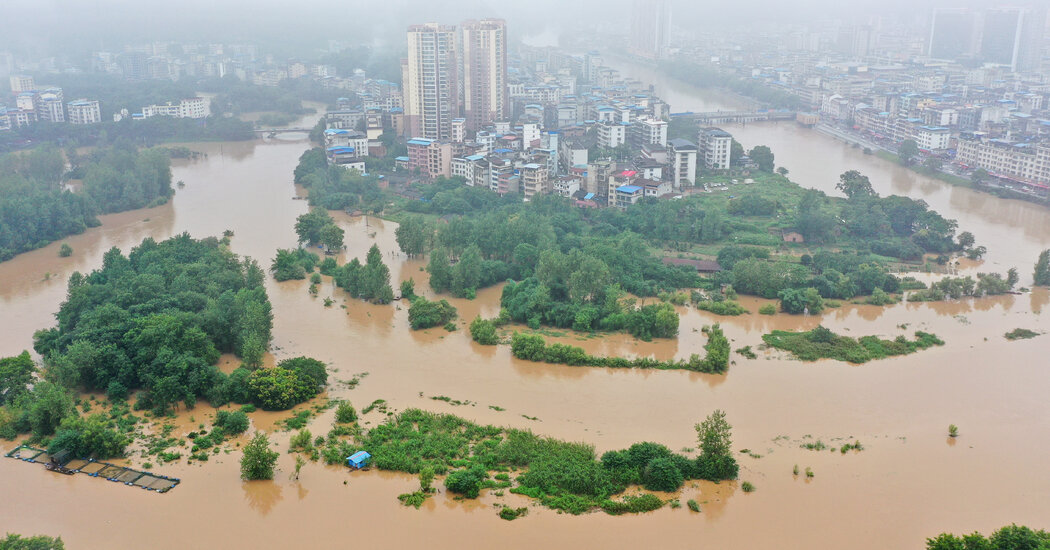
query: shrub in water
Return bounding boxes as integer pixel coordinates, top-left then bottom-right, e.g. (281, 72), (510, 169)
(335, 401), (357, 423)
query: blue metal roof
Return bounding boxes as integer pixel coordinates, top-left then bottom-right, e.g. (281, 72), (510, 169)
(617, 185), (642, 193)
(407, 139), (432, 146)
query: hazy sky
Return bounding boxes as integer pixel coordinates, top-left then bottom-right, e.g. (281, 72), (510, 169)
(1, 0), (1043, 56)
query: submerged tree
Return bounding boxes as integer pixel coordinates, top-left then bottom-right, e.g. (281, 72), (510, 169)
(241, 432), (279, 480)
(1034, 250), (1050, 287)
(695, 410), (738, 481)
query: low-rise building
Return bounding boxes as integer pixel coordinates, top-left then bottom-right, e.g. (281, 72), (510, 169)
(613, 184), (644, 208)
(955, 135), (1050, 186)
(519, 163), (549, 199)
(67, 100), (101, 125)
(141, 97), (208, 119)
(407, 138), (452, 180)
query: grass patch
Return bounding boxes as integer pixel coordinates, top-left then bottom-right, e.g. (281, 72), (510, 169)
(839, 441), (864, 454)
(762, 325), (943, 363)
(601, 493), (664, 515)
(695, 300), (749, 316)
(361, 399), (388, 415)
(735, 346), (757, 359)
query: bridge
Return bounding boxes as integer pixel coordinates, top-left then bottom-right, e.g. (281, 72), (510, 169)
(670, 110), (797, 125)
(253, 127), (312, 135)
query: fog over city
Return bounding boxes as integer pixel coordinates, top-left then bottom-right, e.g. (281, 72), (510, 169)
(1, 0), (1049, 549)
(4, 0), (1047, 53)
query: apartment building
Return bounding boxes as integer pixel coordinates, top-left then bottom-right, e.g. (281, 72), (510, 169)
(67, 100), (101, 125)
(698, 127), (732, 169)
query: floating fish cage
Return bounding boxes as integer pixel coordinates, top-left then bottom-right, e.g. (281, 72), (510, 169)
(5, 444), (180, 493)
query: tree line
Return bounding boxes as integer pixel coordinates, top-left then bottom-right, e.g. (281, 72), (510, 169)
(0, 145), (173, 262)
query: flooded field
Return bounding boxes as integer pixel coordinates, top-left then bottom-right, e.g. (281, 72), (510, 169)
(1, 104), (1049, 549)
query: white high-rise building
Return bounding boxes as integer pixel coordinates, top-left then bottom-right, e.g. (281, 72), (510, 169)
(460, 19), (507, 131)
(403, 23), (459, 140)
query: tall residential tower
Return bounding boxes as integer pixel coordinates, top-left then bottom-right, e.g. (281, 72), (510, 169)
(460, 19), (507, 131)
(630, 0), (671, 60)
(403, 23), (459, 140)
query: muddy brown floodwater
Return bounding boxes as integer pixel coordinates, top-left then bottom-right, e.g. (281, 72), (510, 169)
(2, 102), (1050, 549)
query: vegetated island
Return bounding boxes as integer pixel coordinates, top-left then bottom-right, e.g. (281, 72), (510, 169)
(1004, 328), (1042, 341)
(509, 325), (730, 373)
(0, 235), (332, 465)
(310, 407), (741, 516)
(761, 325), (944, 363)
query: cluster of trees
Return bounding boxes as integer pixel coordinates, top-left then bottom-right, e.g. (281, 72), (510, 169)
(0, 351), (129, 459)
(332, 244), (395, 304)
(717, 247), (917, 313)
(293, 148), (386, 212)
(908, 270), (1018, 302)
(270, 248), (321, 281)
(246, 357), (327, 410)
(0, 146), (173, 262)
(510, 324), (729, 373)
(469, 312), (509, 345)
(407, 297), (458, 330)
(294, 208), (344, 253)
(198, 75), (315, 117)
(47, 414), (129, 460)
(1, 116), (255, 154)
(393, 191), (700, 335)
(401, 176), (520, 216)
(0, 533), (65, 549)
(926, 524), (1050, 550)
(659, 61), (804, 110)
(31, 235), (273, 414)
(427, 245), (509, 299)
(503, 280), (680, 340)
(801, 170), (961, 259)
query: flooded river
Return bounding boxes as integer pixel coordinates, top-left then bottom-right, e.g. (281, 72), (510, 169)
(1, 93), (1049, 549)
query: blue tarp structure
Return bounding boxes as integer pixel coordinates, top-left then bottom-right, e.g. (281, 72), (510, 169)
(347, 451), (371, 469)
